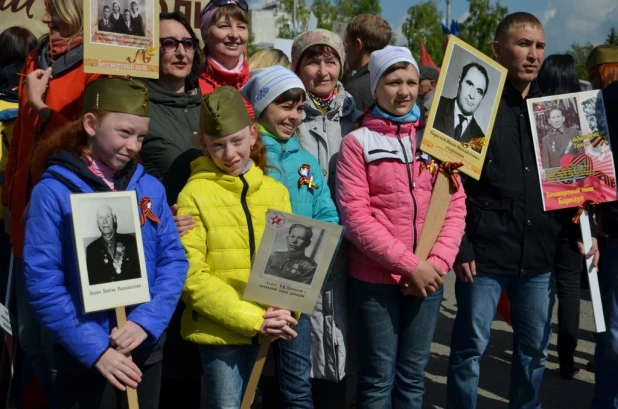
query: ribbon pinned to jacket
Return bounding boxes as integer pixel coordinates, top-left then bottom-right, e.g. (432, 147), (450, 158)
(139, 197), (161, 226)
(439, 161), (464, 191)
(572, 200), (599, 224)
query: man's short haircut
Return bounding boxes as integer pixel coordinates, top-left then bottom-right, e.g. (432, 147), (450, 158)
(494, 12), (543, 42)
(130, 1), (137, 6)
(124, 9), (130, 14)
(289, 224), (313, 241)
(345, 14), (392, 54)
(458, 62), (490, 96)
(549, 107), (564, 117)
(103, 5), (110, 10)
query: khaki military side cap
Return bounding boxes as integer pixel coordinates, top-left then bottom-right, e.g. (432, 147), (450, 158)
(82, 77), (149, 117)
(200, 86), (251, 137)
(586, 45), (618, 72)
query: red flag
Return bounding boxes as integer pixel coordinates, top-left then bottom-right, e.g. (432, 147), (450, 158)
(419, 38), (439, 70)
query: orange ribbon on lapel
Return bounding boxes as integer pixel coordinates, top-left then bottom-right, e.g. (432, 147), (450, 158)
(139, 197), (161, 226)
(439, 161), (464, 191)
(572, 200), (599, 224)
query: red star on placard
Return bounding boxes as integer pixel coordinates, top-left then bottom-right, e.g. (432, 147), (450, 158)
(271, 215), (283, 225)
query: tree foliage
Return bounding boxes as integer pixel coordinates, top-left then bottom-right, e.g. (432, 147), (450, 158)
(606, 27), (618, 46)
(311, 0), (337, 31)
(459, 0), (508, 58)
(566, 42), (595, 80)
(401, 1), (444, 65)
(276, 0), (310, 39)
(335, 0), (381, 19)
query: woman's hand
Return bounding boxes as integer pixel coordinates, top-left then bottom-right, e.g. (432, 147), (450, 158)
(25, 68), (52, 115)
(94, 348), (143, 391)
(402, 261), (445, 297)
(259, 307), (298, 341)
(109, 321), (148, 355)
(171, 204), (195, 236)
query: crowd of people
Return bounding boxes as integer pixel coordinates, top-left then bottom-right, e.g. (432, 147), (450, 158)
(0, 0), (617, 409)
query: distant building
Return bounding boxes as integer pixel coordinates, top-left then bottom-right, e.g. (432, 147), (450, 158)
(250, 0), (290, 49)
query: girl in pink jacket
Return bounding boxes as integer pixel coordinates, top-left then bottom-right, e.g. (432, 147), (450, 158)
(336, 46), (466, 408)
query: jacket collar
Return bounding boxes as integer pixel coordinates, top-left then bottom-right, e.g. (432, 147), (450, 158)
(187, 155), (264, 196)
(302, 82), (357, 120)
(350, 64), (369, 80)
(147, 80), (202, 109)
(503, 79), (542, 102)
(262, 132), (301, 155)
(199, 58), (250, 90)
(37, 39), (84, 77)
(361, 113), (416, 137)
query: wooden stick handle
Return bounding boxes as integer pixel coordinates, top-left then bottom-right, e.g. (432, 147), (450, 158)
(240, 340), (271, 409)
(115, 307), (140, 409)
(415, 172), (452, 260)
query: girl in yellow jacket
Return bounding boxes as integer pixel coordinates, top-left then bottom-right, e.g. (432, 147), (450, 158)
(176, 86), (297, 408)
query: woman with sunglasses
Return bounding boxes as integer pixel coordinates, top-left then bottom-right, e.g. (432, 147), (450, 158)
(198, 0), (253, 118)
(139, 11), (204, 409)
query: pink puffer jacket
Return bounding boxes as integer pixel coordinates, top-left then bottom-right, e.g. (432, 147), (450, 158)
(336, 114), (466, 285)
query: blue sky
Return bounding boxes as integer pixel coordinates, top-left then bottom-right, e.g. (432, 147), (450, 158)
(251, 0), (618, 57)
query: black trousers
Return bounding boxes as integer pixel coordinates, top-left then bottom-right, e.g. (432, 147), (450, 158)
(56, 360), (162, 409)
(554, 238), (585, 375)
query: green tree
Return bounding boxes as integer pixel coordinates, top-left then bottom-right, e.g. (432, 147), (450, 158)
(335, 0), (381, 19)
(566, 42), (595, 79)
(459, 0), (508, 58)
(276, 0), (310, 39)
(401, 1), (444, 65)
(606, 26), (618, 45)
(311, 0), (337, 31)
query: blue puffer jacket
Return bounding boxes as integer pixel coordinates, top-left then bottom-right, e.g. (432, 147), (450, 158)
(263, 132), (338, 224)
(23, 152), (188, 369)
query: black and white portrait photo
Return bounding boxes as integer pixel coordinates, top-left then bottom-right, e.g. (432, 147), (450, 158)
(432, 43), (503, 153)
(263, 223), (324, 286)
(95, 0), (148, 37)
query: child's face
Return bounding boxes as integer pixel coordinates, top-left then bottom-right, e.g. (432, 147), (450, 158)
(375, 64), (419, 117)
(202, 125), (257, 176)
(84, 112), (149, 171)
(260, 99), (304, 140)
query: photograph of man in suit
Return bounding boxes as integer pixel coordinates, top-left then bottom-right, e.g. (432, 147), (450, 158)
(541, 107), (583, 168)
(434, 62), (489, 153)
(117, 9), (135, 35)
(110, 1), (122, 32)
(130, 1), (145, 37)
(265, 224), (318, 285)
(98, 5), (115, 32)
(86, 205), (140, 285)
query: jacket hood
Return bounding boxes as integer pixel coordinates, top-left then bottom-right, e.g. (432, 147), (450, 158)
(303, 82), (357, 120)
(36, 39), (84, 77)
(187, 155), (265, 196)
(42, 151), (142, 193)
(262, 132), (302, 156)
(361, 113), (416, 138)
(0, 62), (20, 101)
(147, 80), (202, 109)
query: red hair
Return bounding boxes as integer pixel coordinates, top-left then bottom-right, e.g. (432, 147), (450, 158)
(31, 111), (106, 182)
(589, 63), (618, 89)
(250, 128), (268, 173)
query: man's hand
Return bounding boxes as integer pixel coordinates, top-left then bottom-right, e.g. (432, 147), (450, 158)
(577, 237), (599, 268)
(454, 260), (476, 283)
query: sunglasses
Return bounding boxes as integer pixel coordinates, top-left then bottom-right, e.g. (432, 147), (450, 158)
(201, 0), (248, 15)
(160, 37), (198, 53)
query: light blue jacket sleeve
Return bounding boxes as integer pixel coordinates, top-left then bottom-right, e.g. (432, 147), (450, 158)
(307, 154), (339, 225)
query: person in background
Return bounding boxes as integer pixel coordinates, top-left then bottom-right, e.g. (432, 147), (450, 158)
(292, 28), (360, 408)
(536, 53), (589, 380)
(586, 44), (618, 409)
(418, 66), (439, 120)
(130, 1), (146, 36)
(98, 6), (114, 32)
(110, 1), (122, 32)
(177, 86), (297, 409)
(248, 48), (290, 71)
(3, 0), (100, 405)
(242, 65), (340, 409)
(25, 77), (187, 409)
(343, 14), (391, 112)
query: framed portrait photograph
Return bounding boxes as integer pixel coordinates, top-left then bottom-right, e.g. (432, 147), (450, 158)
(243, 211), (344, 314)
(527, 90), (617, 211)
(70, 191), (150, 313)
(421, 35), (507, 180)
(83, 0), (159, 78)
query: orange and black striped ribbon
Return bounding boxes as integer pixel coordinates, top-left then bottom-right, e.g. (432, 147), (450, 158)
(572, 200), (599, 224)
(439, 161), (464, 191)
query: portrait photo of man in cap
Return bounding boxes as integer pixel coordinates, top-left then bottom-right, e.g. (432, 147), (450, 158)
(264, 224), (318, 286)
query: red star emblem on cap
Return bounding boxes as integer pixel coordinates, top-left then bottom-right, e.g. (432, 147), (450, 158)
(271, 215), (283, 226)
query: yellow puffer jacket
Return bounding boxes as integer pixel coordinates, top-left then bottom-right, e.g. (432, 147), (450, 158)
(177, 155), (292, 345)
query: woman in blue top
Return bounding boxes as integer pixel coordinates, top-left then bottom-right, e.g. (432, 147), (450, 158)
(242, 65), (338, 408)
(23, 77), (188, 408)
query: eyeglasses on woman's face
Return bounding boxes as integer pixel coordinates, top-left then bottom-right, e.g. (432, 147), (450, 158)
(159, 37), (198, 53)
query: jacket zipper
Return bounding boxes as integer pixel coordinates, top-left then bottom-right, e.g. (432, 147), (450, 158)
(322, 115), (326, 132)
(279, 143), (288, 187)
(395, 123), (418, 251)
(239, 174), (256, 260)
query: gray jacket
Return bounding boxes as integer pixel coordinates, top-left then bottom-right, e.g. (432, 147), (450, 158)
(297, 82), (360, 381)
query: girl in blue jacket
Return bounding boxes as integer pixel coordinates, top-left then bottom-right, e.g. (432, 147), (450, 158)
(242, 65), (339, 408)
(23, 77), (188, 408)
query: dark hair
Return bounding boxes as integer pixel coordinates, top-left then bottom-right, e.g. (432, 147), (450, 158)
(103, 5), (110, 11)
(537, 54), (581, 95)
(494, 12), (543, 42)
(289, 223), (313, 241)
(297, 45), (340, 73)
(345, 14), (391, 54)
(0, 26), (37, 67)
(124, 9), (130, 14)
(160, 11), (204, 90)
(130, 1), (137, 6)
(272, 88), (306, 105)
(458, 62), (489, 96)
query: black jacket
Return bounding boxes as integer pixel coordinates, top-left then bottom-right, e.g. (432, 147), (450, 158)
(598, 81), (618, 238)
(434, 96), (485, 152)
(343, 64), (373, 112)
(456, 80), (563, 276)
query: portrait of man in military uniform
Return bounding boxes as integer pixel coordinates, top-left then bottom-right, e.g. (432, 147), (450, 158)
(264, 224), (318, 285)
(86, 205), (141, 285)
(541, 107), (584, 168)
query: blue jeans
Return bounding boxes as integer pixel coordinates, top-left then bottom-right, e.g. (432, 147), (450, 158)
(273, 313), (313, 409)
(592, 238), (618, 409)
(14, 257), (57, 409)
(200, 343), (260, 409)
(350, 277), (443, 409)
(447, 272), (555, 409)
